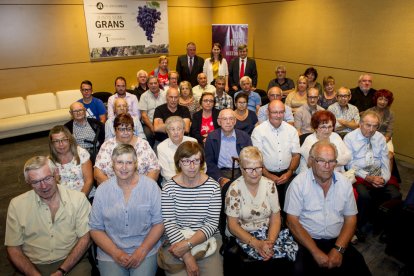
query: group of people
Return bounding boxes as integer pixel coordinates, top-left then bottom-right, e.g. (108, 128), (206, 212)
(4, 41), (401, 276)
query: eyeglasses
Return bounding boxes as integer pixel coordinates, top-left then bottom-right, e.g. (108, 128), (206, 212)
(71, 109), (85, 114)
(242, 167), (263, 174)
(117, 127), (133, 132)
(180, 158), (201, 166)
(219, 117), (236, 122)
(362, 123), (379, 130)
(269, 94), (282, 98)
(269, 111), (285, 115)
(318, 125), (333, 130)
(307, 96), (319, 100)
(81, 88), (92, 92)
(202, 99), (214, 103)
(52, 138), (69, 145)
(337, 94), (350, 98)
(311, 156), (337, 166)
(29, 175), (54, 186)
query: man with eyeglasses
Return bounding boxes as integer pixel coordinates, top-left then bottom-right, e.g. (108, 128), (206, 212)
(205, 108), (252, 187)
(257, 86), (294, 124)
(107, 76), (140, 119)
(267, 65), (295, 98)
(5, 156), (91, 275)
(252, 100), (300, 210)
(328, 87), (360, 138)
(344, 110), (401, 242)
(153, 87), (191, 143)
(77, 80), (107, 123)
(65, 101), (105, 163)
(294, 87), (325, 136)
(284, 141), (371, 275)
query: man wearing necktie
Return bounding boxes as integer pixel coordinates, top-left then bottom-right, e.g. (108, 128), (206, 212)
(229, 44), (258, 94)
(176, 42), (204, 87)
(344, 110), (401, 242)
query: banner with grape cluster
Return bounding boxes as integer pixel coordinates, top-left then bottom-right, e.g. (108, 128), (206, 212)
(83, 0), (169, 61)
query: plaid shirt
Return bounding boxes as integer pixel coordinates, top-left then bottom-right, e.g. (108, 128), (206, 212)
(214, 92), (234, 110)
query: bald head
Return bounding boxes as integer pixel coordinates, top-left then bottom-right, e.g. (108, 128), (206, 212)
(114, 98), (128, 115)
(70, 102), (86, 121)
(267, 87), (283, 102)
(218, 108), (236, 135)
(268, 100), (285, 128)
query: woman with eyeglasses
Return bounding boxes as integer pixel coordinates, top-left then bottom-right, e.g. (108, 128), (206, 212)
(95, 114), (160, 185)
(90, 144), (164, 276)
(190, 92), (220, 144)
(161, 141), (222, 276)
(234, 93), (258, 135)
(225, 146), (295, 273)
(48, 125), (94, 198)
(298, 110), (351, 173)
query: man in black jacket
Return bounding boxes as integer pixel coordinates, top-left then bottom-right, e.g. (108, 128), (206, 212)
(65, 102), (105, 163)
(176, 42), (204, 87)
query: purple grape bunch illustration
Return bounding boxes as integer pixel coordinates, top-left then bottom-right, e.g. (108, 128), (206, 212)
(137, 2), (161, 42)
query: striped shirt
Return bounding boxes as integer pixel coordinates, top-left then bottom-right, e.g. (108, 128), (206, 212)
(161, 177), (221, 244)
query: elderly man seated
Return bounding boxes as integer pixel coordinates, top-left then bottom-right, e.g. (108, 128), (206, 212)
(65, 102), (105, 163)
(294, 87), (324, 136)
(192, 72), (216, 103)
(257, 87), (294, 125)
(234, 76), (262, 114)
(328, 86), (360, 138)
(105, 98), (145, 141)
(285, 141), (371, 275)
(344, 110), (401, 242)
(157, 116), (198, 185)
(5, 156), (91, 275)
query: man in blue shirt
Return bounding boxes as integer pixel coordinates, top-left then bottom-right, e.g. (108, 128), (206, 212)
(204, 109), (252, 187)
(344, 110), (401, 241)
(234, 76), (261, 114)
(78, 80), (107, 123)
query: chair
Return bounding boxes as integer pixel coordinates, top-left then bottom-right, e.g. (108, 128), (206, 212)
(92, 92), (112, 108)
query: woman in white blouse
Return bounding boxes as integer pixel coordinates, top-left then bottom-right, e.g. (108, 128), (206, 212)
(298, 110), (351, 173)
(203, 42), (229, 91)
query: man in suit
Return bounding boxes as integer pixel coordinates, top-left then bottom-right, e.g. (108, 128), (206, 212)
(176, 42), (204, 87)
(228, 44), (258, 94)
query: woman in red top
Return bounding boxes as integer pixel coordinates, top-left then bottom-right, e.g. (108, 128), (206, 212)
(150, 55), (169, 89)
(190, 92), (220, 144)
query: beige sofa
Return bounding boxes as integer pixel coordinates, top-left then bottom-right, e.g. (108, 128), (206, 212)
(0, 90), (82, 139)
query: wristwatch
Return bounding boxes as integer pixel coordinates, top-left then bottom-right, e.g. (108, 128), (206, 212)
(334, 245), (346, 254)
(57, 267), (68, 276)
(187, 240), (194, 250)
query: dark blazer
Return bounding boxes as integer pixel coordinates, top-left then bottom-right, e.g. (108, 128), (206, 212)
(229, 57), (258, 90)
(204, 128), (252, 181)
(349, 87), (377, 113)
(190, 108), (220, 144)
(64, 118), (105, 163)
(176, 55), (204, 87)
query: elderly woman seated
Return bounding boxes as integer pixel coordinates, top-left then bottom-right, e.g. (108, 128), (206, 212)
(224, 146), (297, 274)
(90, 144), (164, 276)
(105, 98), (145, 141)
(157, 116), (198, 185)
(160, 141), (222, 276)
(95, 113), (160, 185)
(298, 110), (351, 173)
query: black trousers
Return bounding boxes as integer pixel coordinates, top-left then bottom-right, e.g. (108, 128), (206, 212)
(293, 238), (371, 276)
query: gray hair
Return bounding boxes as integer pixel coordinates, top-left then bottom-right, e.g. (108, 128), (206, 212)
(136, 70), (148, 77)
(111, 144), (137, 163)
(309, 141), (338, 160)
(276, 65), (286, 72)
(239, 76), (252, 86)
(24, 156), (56, 183)
(360, 110), (382, 125)
(165, 116), (185, 131)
